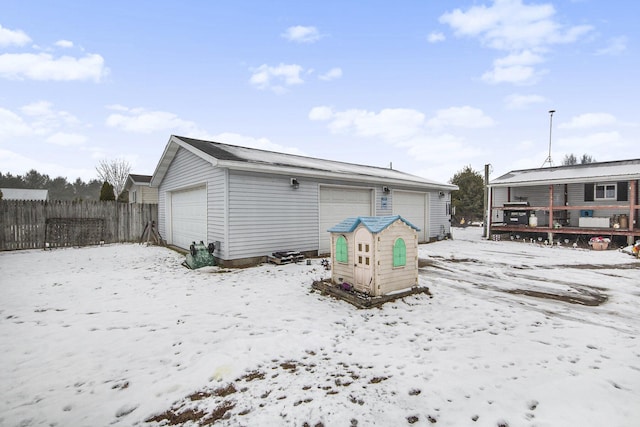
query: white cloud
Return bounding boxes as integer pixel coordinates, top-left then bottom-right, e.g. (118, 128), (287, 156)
(249, 63), (304, 93)
(21, 100), (56, 116)
(308, 105), (486, 177)
(0, 52), (108, 82)
(311, 107), (426, 140)
(504, 93), (546, 109)
(0, 24), (31, 47)
(55, 40), (74, 48)
(440, 0), (591, 51)
(210, 132), (306, 156)
(559, 113), (617, 129)
(19, 101), (81, 134)
(281, 26), (322, 43)
(0, 148), (95, 181)
(319, 67), (342, 81)
(439, 0), (592, 85)
(427, 32), (446, 43)
(558, 131), (622, 150)
(0, 102), (86, 144)
(308, 106), (334, 121)
(596, 36), (627, 56)
(105, 106), (204, 135)
(0, 108), (32, 140)
(482, 64), (540, 84)
(426, 106), (495, 128)
(45, 132), (87, 146)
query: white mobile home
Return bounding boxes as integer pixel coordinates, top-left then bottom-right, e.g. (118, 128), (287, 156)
(151, 135), (457, 267)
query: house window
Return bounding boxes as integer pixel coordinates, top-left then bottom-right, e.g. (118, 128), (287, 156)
(595, 183), (616, 200)
(336, 236), (348, 263)
(393, 238), (406, 267)
(131, 190), (137, 203)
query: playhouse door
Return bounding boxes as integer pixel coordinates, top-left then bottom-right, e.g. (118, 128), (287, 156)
(354, 228), (373, 294)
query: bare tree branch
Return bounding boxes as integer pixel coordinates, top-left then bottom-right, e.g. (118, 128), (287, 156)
(96, 158), (131, 199)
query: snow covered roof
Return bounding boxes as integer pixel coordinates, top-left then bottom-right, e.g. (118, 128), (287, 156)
(0, 188), (49, 201)
(328, 215), (420, 233)
(489, 158), (640, 187)
(151, 135), (457, 191)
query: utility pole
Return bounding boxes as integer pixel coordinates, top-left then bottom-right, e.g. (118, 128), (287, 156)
(541, 109), (556, 167)
(484, 163), (490, 239)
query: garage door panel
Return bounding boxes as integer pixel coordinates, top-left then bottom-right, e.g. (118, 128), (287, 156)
(393, 191), (427, 242)
(319, 187), (372, 254)
(171, 186), (207, 250)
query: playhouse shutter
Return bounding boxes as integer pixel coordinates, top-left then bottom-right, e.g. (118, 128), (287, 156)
(393, 238), (406, 267)
(617, 181), (628, 201)
(584, 183), (594, 202)
(336, 236), (348, 263)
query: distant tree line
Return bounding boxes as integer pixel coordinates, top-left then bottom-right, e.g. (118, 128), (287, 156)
(1, 159), (132, 202)
(562, 153), (596, 165)
(0, 169), (104, 201)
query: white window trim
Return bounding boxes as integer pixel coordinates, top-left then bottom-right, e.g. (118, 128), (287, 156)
(594, 183), (616, 200)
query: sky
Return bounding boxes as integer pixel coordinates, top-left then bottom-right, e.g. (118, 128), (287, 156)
(1, 0), (638, 184)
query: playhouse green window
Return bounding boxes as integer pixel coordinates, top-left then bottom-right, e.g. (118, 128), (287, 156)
(393, 238), (406, 267)
(336, 236), (348, 263)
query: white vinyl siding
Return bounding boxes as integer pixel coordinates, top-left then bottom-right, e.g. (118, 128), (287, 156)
(392, 190), (427, 242)
(157, 147), (225, 254)
(319, 186), (373, 254)
(227, 171), (318, 259)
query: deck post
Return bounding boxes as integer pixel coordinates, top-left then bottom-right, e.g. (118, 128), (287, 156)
(629, 180), (637, 245)
(548, 185), (554, 242)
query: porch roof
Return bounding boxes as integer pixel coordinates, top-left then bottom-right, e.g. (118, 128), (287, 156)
(489, 159), (640, 187)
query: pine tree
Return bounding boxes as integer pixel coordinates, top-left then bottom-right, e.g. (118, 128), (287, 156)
(99, 181), (116, 201)
(449, 165), (484, 224)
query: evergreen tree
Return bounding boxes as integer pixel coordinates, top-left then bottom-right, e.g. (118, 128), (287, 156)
(580, 154), (596, 164)
(449, 165), (484, 224)
(99, 181), (116, 201)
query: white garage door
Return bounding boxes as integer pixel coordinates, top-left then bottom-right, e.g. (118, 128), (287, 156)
(319, 187), (372, 254)
(170, 186), (207, 250)
(393, 191), (427, 242)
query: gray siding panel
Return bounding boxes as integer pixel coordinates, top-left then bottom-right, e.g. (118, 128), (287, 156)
(227, 171), (319, 259)
(491, 188), (508, 223)
(429, 193), (450, 238)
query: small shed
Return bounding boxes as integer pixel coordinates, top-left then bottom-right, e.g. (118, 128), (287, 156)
(328, 215), (419, 297)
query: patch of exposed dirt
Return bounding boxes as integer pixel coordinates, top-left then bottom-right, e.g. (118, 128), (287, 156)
(420, 256), (611, 306)
(145, 354), (395, 425)
(505, 288), (607, 306)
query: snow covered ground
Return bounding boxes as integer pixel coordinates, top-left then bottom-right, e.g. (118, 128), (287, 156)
(1, 227), (639, 427)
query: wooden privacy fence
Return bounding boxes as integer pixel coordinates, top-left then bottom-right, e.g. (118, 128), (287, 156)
(0, 200), (159, 251)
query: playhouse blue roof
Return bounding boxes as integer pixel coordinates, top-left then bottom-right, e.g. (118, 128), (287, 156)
(327, 215), (420, 234)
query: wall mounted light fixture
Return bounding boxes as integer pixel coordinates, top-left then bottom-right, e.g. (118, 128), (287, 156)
(290, 178), (299, 189)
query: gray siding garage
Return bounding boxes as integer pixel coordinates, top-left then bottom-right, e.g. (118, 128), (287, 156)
(152, 135), (457, 267)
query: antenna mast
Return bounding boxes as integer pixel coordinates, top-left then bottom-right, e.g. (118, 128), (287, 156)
(541, 109), (556, 167)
